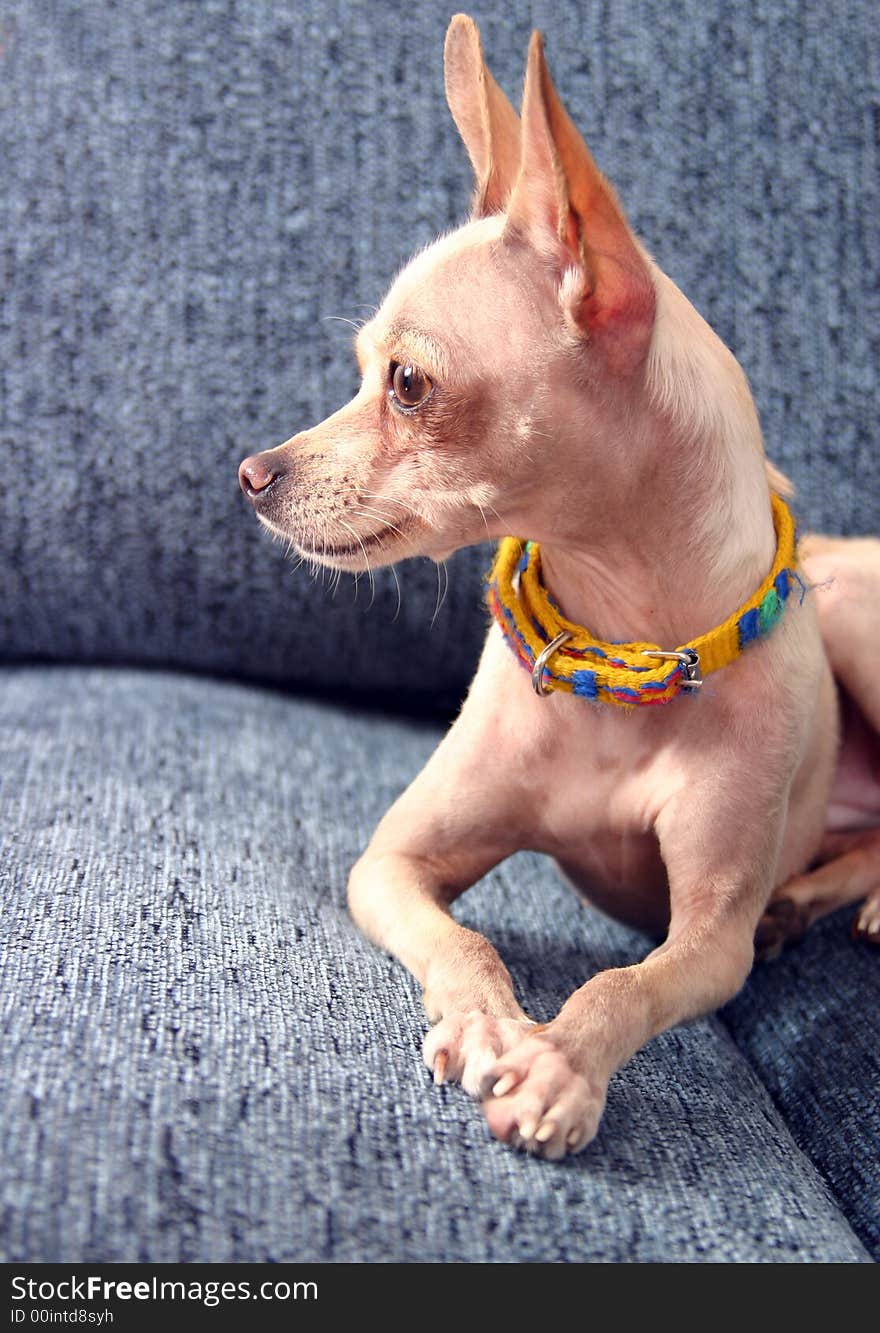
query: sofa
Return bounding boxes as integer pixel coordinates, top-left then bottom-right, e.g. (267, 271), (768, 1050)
(1, 0), (877, 1263)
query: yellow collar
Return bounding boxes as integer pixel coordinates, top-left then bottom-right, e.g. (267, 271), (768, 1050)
(486, 493), (800, 707)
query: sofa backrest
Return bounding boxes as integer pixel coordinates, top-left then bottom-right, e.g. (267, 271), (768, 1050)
(2, 1), (876, 712)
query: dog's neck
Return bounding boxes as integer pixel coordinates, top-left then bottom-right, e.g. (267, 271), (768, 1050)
(537, 451), (775, 652)
(516, 275), (777, 651)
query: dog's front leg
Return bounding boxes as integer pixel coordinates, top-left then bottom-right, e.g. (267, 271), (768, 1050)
(348, 849), (523, 1019)
(349, 849), (535, 1091)
(348, 721), (536, 1094)
(480, 778), (784, 1158)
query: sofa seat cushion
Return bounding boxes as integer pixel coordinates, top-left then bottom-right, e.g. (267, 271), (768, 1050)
(0, 666), (869, 1262)
(723, 917), (880, 1259)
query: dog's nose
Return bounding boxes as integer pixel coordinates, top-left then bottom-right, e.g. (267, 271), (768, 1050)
(238, 453), (281, 499)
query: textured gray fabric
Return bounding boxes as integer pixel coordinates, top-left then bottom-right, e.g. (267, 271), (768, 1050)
(1, 0), (877, 703)
(723, 913), (880, 1258)
(0, 666), (870, 1263)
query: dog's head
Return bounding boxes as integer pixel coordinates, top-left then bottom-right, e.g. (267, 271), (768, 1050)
(239, 14), (662, 570)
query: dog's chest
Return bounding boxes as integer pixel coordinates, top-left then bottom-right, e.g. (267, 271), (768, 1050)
(499, 688), (678, 922)
(521, 692), (677, 837)
(481, 637), (688, 849)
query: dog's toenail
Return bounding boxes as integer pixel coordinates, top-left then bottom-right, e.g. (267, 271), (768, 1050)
(492, 1072), (517, 1098)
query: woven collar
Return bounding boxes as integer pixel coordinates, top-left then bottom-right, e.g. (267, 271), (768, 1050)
(486, 492), (799, 707)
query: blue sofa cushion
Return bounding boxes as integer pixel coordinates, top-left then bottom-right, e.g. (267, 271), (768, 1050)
(723, 919), (880, 1258)
(0, 666), (870, 1262)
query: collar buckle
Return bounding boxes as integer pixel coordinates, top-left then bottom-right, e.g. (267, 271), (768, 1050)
(641, 648), (702, 690)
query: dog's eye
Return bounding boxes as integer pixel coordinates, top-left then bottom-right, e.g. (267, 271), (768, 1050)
(389, 362), (433, 410)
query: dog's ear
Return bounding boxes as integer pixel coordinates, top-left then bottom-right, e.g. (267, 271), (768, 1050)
(506, 32), (655, 373)
(444, 14), (520, 217)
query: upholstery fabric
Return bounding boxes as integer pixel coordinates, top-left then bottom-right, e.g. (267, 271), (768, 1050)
(1, 0), (877, 1267)
(0, 667), (870, 1263)
(723, 918), (880, 1258)
(2, 0), (877, 706)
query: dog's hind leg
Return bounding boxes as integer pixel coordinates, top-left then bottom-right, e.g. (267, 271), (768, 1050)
(756, 534), (880, 957)
(756, 827), (880, 957)
(801, 534), (880, 735)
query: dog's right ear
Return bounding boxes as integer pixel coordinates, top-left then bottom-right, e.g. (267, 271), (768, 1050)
(505, 32), (655, 376)
(444, 14), (520, 217)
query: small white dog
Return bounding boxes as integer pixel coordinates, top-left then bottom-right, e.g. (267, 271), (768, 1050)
(240, 16), (880, 1157)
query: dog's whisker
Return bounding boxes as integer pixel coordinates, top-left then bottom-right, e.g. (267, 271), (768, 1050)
(431, 558), (449, 629)
(353, 506), (407, 541)
(484, 501), (510, 530)
(321, 519), (335, 587)
(432, 560), (442, 627)
(355, 515), (414, 543)
(389, 562), (402, 622)
(323, 314), (368, 332)
(339, 518), (376, 606)
(359, 490), (422, 520)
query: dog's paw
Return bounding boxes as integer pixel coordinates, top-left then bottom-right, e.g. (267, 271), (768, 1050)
(478, 1030), (607, 1160)
(853, 889), (880, 944)
(754, 897), (809, 961)
(423, 1011), (536, 1099)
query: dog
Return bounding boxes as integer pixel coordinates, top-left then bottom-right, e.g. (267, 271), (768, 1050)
(239, 15), (880, 1158)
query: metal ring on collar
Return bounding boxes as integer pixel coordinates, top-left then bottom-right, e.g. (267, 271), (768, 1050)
(531, 630), (574, 697)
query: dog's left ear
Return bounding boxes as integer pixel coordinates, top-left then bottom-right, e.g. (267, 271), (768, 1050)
(444, 14), (521, 216)
(506, 32), (655, 374)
